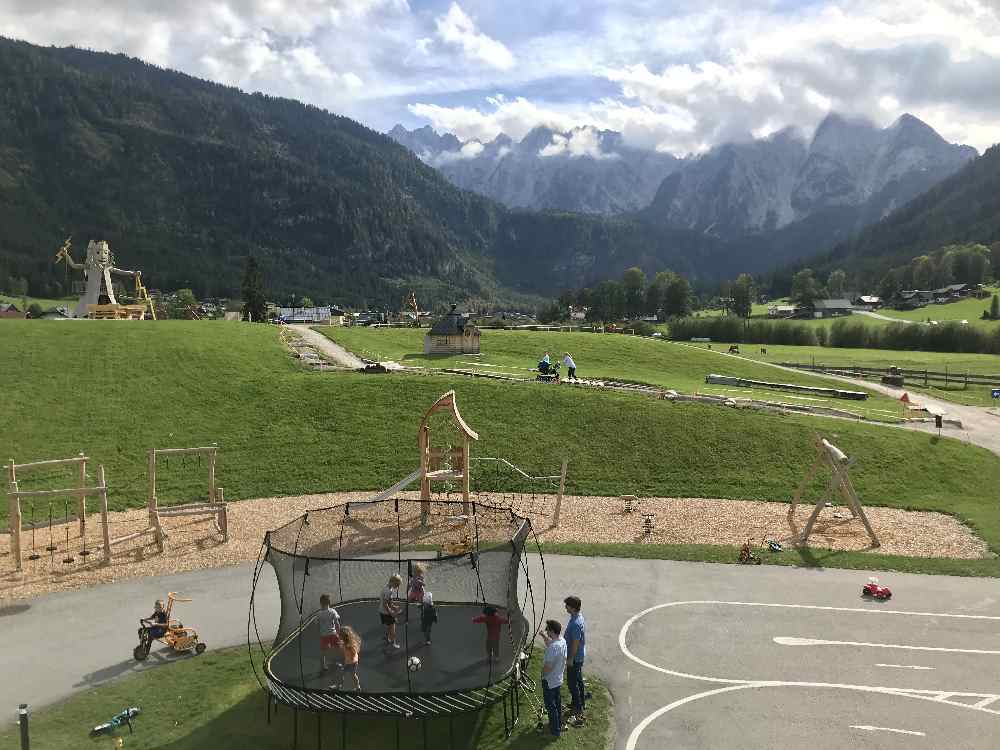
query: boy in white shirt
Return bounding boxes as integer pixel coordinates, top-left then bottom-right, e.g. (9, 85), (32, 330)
(538, 619), (567, 736)
(563, 353), (577, 380)
(318, 593), (342, 673)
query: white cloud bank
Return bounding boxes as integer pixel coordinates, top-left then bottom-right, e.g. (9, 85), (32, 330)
(434, 3), (514, 70)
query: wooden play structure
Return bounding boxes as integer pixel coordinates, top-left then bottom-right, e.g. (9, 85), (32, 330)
(788, 436), (880, 548)
(6, 454), (112, 571)
(148, 445), (228, 547)
(418, 391), (479, 523)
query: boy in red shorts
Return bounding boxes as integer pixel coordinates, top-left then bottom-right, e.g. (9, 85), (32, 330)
(318, 593), (342, 673)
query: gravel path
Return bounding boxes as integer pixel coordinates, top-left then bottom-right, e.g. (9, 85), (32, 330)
(1, 490), (986, 602)
(289, 324), (365, 368)
(856, 310), (921, 324)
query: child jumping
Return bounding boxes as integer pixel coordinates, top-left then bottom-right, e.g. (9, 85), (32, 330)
(337, 626), (362, 691)
(379, 574), (403, 648)
(318, 594), (342, 673)
(420, 590), (438, 646)
(407, 562), (427, 603)
(472, 605), (509, 663)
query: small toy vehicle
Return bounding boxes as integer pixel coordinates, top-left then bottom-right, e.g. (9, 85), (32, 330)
(90, 706), (140, 737)
(861, 577), (892, 600)
(134, 592), (207, 661)
(536, 361), (561, 383)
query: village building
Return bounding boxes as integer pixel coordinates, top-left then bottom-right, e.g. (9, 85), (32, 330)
(811, 299), (854, 318)
(0, 302), (24, 319)
(277, 306), (345, 325)
(853, 295), (882, 310)
(424, 304), (480, 355)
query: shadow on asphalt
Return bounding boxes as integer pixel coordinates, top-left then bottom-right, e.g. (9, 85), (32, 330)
(0, 602), (30, 617)
(74, 648), (191, 689)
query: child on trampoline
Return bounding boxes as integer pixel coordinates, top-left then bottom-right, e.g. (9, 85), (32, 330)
(336, 626), (362, 691)
(420, 590), (438, 645)
(407, 562), (427, 603)
(318, 593), (342, 674)
(472, 605), (509, 663)
(380, 574), (403, 648)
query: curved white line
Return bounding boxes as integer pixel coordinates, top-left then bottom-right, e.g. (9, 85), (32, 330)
(625, 685), (758, 750)
(618, 601), (1000, 706)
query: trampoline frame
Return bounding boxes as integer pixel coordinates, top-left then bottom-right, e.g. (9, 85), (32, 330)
(248, 497), (547, 749)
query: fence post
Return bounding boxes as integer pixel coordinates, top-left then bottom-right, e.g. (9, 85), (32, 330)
(98, 465), (111, 564)
(208, 447), (217, 503)
(553, 459), (567, 528)
(18, 703), (29, 750)
(78, 453), (87, 539)
(9, 480), (22, 572)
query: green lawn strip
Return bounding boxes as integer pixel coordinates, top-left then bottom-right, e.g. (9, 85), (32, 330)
(317, 327), (902, 421)
(715, 342), (1000, 406)
(541, 543), (999, 578)
(0, 292), (76, 310)
(5, 321), (1000, 577)
(0, 646), (610, 750)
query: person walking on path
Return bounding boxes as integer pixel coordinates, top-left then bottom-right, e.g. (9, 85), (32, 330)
(564, 596), (587, 725)
(538, 619), (567, 737)
(563, 352), (577, 381)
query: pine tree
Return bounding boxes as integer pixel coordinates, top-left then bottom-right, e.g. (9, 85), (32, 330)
(241, 256), (267, 323)
(991, 294), (999, 321)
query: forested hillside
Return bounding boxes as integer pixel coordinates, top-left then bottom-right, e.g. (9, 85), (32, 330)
(0, 38), (722, 305)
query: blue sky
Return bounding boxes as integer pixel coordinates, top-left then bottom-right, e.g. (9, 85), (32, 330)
(2, 0), (999, 153)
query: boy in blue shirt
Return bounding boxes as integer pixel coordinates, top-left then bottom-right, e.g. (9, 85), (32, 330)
(564, 595), (587, 725)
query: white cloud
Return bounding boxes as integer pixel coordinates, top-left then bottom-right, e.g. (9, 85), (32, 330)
(539, 128), (616, 159)
(431, 140), (486, 164)
(434, 3), (514, 70)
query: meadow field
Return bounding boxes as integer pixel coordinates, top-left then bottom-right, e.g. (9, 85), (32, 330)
(4, 320), (1000, 575)
(317, 326), (905, 421)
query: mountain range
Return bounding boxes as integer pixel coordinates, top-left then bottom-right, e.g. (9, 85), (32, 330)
(0, 36), (993, 308)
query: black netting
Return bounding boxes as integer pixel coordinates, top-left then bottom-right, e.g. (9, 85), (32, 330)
(260, 498), (537, 713)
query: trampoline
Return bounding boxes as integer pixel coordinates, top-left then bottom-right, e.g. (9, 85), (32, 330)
(249, 494), (546, 747)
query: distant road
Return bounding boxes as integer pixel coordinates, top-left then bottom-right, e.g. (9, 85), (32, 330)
(856, 310), (921, 325)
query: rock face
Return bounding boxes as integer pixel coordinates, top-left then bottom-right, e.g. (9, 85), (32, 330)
(392, 114), (977, 241)
(388, 124), (681, 215)
(648, 113), (977, 239)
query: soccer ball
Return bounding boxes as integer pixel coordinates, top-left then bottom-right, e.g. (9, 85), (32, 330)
(407, 656), (422, 672)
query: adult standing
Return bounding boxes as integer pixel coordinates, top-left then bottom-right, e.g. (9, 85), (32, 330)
(564, 596), (586, 725)
(563, 352), (577, 381)
(538, 619), (567, 737)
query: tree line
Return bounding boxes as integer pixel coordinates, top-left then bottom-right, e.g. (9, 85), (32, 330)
(539, 266), (693, 323)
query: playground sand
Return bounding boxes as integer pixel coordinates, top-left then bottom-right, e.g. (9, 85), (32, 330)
(0, 491), (989, 601)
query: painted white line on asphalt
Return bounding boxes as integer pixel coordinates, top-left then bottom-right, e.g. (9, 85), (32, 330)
(876, 664), (936, 671)
(620, 600), (1000, 748)
(774, 636), (1000, 655)
(851, 725), (926, 737)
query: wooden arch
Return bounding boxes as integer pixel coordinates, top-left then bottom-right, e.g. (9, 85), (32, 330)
(418, 391), (479, 521)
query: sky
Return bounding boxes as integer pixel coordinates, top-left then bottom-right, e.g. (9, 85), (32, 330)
(2, 0), (1000, 155)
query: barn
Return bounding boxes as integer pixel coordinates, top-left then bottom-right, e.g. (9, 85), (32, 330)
(424, 305), (480, 355)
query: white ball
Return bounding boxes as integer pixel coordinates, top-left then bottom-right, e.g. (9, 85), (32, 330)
(407, 656), (422, 672)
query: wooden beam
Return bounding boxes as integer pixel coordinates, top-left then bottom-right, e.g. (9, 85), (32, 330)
(10, 455), (88, 472)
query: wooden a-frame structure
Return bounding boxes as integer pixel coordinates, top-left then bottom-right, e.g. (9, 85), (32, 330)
(788, 436), (880, 548)
(418, 391), (479, 523)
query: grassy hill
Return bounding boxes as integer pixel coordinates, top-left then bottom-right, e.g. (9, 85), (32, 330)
(318, 327), (905, 421)
(874, 287), (1000, 329)
(4, 320), (1000, 574)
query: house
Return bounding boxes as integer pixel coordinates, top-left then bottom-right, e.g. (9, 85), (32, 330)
(853, 295), (882, 310)
(768, 304), (799, 318)
(278, 306), (338, 324)
(424, 305), (480, 355)
(568, 306), (587, 321)
(0, 303), (24, 319)
(812, 299), (854, 318)
(933, 283), (973, 302)
(895, 290), (934, 310)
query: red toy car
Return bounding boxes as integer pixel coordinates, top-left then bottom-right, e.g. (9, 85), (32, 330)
(861, 577), (892, 600)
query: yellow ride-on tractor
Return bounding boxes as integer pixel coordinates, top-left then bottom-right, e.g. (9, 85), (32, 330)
(133, 592), (207, 661)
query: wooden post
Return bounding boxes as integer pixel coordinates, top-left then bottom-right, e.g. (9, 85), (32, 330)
(78, 452), (87, 539)
(208, 446), (217, 503)
(553, 459), (567, 527)
(98, 465), (111, 564)
(9, 480), (22, 572)
(419, 426), (430, 525)
(218, 487), (228, 541)
(461, 438), (471, 514)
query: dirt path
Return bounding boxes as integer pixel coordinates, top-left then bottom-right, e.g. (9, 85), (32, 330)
(289, 325), (365, 368)
(672, 341), (1000, 457)
(856, 310), (921, 324)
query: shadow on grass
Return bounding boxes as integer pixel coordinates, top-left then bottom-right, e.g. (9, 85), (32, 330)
(152, 690), (537, 750)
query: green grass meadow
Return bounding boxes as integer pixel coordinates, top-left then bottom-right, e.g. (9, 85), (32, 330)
(317, 326), (905, 421)
(3, 320), (1000, 576)
(0, 646), (608, 750)
(872, 287), (1000, 329)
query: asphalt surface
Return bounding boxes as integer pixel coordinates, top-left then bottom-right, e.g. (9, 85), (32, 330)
(3, 555), (999, 748)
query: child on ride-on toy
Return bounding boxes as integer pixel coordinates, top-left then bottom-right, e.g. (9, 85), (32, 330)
(142, 600), (168, 638)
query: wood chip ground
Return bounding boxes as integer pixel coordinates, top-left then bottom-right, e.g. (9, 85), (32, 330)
(1, 491), (989, 602)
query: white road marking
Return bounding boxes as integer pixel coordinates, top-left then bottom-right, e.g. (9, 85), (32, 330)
(774, 635), (1000, 655)
(851, 725), (926, 737)
(620, 600), (1000, 749)
(876, 664), (936, 671)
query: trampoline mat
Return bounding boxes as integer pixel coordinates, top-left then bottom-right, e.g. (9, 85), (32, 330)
(268, 601), (528, 695)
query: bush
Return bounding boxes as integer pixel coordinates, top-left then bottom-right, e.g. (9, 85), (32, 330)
(623, 319), (656, 337)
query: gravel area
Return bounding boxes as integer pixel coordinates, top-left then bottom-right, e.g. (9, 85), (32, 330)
(1, 491), (988, 602)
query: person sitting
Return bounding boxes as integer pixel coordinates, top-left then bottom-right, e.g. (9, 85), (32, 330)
(538, 351), (552, 373)
(143, 600), (168, 639)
